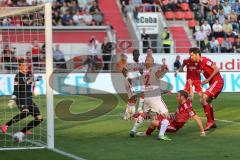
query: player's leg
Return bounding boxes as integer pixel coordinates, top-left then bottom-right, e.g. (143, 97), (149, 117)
(123, 80), (137, 120)
(137, 95), (144, 112)
(124, 97), (137, 120)
(149, 97), (171, 140)
(129, 112), (147, 137)
(200, 93), (215, 130)
(20, 104), (43, 133)
(201, 81), (223, 130)
(1, 108), (30, 134)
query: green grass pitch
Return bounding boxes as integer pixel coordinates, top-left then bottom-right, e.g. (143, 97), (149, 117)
(0, 93), (240, 160)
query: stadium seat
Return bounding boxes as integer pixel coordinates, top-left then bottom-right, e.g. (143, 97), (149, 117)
(217, 37), (224, 45)
(188, 20), (196, 28)
(184, 11), (193, 20)
(229, 37), (234, 44)
(165, 11), (174, 20)
(175, 11), (184, 20)
(181, 3), (190, 11)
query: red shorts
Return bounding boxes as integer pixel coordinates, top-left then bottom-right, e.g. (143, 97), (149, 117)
(205, 80), (224, 99)
(184, 80), (202, 93)
(157, 115), (183, 133)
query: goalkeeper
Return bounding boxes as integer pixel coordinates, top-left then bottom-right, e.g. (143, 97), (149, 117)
(1, 59), (43, 135)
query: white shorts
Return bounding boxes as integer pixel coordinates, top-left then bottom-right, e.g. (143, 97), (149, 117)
(143, 96), (168, 114)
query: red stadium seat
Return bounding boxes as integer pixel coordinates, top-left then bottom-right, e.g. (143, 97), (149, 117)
(175, 11), (184, 20)
(184, 11), (193, 20)
(165, 11), (174, 20)
(181, 3), (190, 11)
(229, 37), (234, 44)
(188, 20), (196, 28)
(217, 37), (224, 45)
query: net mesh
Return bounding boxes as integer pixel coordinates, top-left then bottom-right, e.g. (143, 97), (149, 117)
(0, 5), (47, 149)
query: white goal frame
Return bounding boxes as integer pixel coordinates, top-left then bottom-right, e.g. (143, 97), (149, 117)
(0, 2), (54, 150)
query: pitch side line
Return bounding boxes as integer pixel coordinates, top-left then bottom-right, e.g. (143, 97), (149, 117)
(3, 133), (86, 160)
(201, 117), (240, 125)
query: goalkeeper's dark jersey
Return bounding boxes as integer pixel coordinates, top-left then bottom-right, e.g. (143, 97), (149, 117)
(13, 71), (33, 98)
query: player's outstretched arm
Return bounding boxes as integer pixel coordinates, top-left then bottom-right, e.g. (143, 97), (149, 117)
(192, 115), (206, 136)
(202, 64), (219, 85)
(178, 62), (186, 72)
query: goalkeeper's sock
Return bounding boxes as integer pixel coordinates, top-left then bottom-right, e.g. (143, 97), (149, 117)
(203, 104), (213, 123)
(6, 111), (29, 126)
(131, 115), (144, 132)
(21, 118), (43, 133)
(158, 119), (169, 137)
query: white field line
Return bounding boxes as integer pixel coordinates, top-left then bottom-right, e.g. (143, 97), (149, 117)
(1, 133), (86, 160)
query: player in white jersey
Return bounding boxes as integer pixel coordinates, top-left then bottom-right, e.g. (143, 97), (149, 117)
(122, 49), (144, 120)
(130, 55), (171, 140)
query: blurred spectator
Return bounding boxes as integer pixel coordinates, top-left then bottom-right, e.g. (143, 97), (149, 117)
(92, 8), (103, 25)
(120, 0), (129, 17)
(1, 48), (17, 72)
(86, 36), (102, 71)
(162, 27), (172, 53)
(217, 10), (226, 25)
(212, 0), (223, 15)
(141, 28), (151, 53)
(173, 55), (181, 71)
(89, 1), (100, 14)
(208, 37), (220, 53)
(161, 58), (169, 72)
(62, 9), (72, 25)
(82, 10), (93, 25)
(223, 19), (233, 37)
(194, 27), (208, 51)
(232, 37), (240, 53)
(221, 37), (233, 53)
(200, 0), (209, 19)
(5, 0), (105, 27)
(212, 19), (224, 38)
(31, 39), (40, 68)
(201, 20), (212, 38)
(228, 10), (239, 31)
(53, 44), (66, 69)
(232, 1), (240, 14)
(52, 11), (62, 26)
(72, 10), (84, 26)
(223, 0), (232, 16)
(69, 1), (81, 13)
(161, 0), (178, 12)
(193, 21), (201, 35)
(206, 10), (216, 26)
(101, 37), (114, 71)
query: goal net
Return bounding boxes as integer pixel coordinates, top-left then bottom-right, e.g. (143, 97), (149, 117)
(0, 3), (54, 150)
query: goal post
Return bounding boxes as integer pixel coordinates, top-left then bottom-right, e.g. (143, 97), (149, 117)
(0, 3), (54, 150)
(45, 2), (54, 150)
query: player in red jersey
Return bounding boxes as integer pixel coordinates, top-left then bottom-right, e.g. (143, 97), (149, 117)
(189, 47), (224, 131)
(179, 58), (202, 98)
(136, 86), (205, 138)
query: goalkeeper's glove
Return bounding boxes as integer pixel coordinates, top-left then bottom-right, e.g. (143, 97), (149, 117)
(8, 95), (16, 109)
